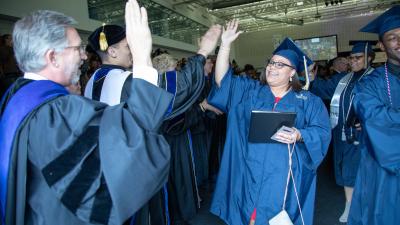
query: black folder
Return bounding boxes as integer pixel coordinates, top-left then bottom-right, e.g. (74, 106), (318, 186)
(248, 110), (297, 143)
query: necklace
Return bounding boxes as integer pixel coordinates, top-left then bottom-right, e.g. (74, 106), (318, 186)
(385, 63), (393, 106)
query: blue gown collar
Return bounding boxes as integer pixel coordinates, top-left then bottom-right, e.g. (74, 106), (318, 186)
(252, 86), (297, 112)
(94, 65), (127, 82)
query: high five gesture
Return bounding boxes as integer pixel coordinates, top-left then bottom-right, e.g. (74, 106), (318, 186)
(215, 20), (243, 86)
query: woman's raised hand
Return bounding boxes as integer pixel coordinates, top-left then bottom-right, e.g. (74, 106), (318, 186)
(221, 19), (243, 46)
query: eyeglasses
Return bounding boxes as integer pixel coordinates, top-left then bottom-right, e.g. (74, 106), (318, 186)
(65, 44), (87, 53)
(266, 59), (295, 69)
(349, 55), (364, 61)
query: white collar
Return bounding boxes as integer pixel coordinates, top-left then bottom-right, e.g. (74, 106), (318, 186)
(24, 72), (49, 81)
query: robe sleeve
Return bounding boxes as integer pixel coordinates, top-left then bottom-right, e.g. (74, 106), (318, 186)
(297, 94), (332, 170)
(27, 79), (173, 224)
(163, 54), (206, 119)
(310, 73), (344, 100)
(353, 76), (400, 174)
(207, 68), (257, 113)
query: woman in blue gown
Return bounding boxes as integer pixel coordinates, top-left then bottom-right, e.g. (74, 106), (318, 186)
(208, 20), (331, 225)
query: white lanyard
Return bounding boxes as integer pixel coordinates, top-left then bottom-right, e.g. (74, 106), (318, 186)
(282, 142), (305, 225)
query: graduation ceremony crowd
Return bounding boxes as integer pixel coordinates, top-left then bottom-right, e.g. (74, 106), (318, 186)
(0, 0), (399, 224)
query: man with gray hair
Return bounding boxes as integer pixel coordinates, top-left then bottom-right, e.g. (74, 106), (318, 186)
(0, 1), (173, 224)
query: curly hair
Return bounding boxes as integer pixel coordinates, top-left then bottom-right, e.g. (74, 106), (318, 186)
(152, 53), (177, 74)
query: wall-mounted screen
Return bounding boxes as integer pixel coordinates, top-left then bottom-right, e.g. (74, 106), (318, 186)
(294, 35), (338, 61)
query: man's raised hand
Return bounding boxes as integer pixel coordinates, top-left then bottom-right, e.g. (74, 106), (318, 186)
(125, 0), (152, 67)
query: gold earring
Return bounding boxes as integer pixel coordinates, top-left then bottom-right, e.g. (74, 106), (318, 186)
(289, 76), (293, 82)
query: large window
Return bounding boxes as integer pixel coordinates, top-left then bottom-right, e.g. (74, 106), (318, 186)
(294, 35), (338, 61)
(87, 0), (208, 45)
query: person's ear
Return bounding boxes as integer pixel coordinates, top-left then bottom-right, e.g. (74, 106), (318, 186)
(107, 46), (117, 58)
(45, 49), (59, 68)
(378, 41), (385, 52)
(290, 69), (296, 78)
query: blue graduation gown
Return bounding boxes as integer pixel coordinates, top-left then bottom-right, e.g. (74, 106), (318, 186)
(348, 66), (400, 225)
(310, 72), (346, 100)
(208, 69), (331, 225)
(332, 70), (367, 187)
(310, 71), (363, 187)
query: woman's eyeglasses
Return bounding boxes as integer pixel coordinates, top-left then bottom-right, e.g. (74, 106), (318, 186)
(266, 59), (295, 69)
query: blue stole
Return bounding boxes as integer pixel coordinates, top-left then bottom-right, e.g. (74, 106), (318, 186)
(94, 67), (113, 82)
(164, 71), (177, 116)
(163, 70), (178, 225)
(130, 71), (177, 225)
(0, 80), (68, 221)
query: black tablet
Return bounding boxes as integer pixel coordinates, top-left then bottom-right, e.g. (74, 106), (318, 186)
(248, 110), (297, 143)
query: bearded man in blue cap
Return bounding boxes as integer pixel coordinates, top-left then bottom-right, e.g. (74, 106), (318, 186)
(207, 20), (331, 225)
(348, 5), (400, 225)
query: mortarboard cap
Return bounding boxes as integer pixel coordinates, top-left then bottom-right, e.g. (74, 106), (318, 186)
(272, 37), (314, 90)
(359, 5), (400, 37)
(349, 40), (377, 54)
(272, 37), (313, 73)
(337, 51), (350, 58)
(88, 24), (126, 51)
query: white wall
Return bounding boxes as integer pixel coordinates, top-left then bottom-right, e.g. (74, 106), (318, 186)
(0, 0), (101, 31)
(233, 14), (380, 69)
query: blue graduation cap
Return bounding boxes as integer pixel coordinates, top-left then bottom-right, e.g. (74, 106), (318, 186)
(349, 40), (377, 68)
(359, 5), (400, 37)
(272, 37), (313, 90)
(272, 37), (313, 74)
(349, 40), (377, 54)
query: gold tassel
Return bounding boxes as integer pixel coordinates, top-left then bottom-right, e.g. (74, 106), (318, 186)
(99, 23), (108, 51)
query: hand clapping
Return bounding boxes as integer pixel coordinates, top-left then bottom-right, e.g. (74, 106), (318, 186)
(197, 25), (222, 57)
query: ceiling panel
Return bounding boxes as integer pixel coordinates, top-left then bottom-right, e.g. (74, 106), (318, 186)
(173, 0), (400, 32)
(88, 0), (400, 45)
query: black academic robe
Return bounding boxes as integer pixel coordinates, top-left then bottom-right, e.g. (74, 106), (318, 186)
(186, 75), (226, 186)
(86, 55), (206, 225)
(1, 77), (173, 225)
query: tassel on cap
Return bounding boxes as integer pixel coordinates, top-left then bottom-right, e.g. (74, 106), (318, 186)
(364, 42), (368, 69)
(302, 56), (310, 91)
(99, 23), (108, 51)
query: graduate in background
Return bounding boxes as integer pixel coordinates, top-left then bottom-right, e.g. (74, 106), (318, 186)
(348, 5), (400, 225)
(84, 25), (170, 225)
(84, 24), (132, 102)
(208, 20), (331, 225)
(84, 23), (221, 120)
(0, 1), (174, 224)
(330, 40), (376, 223)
